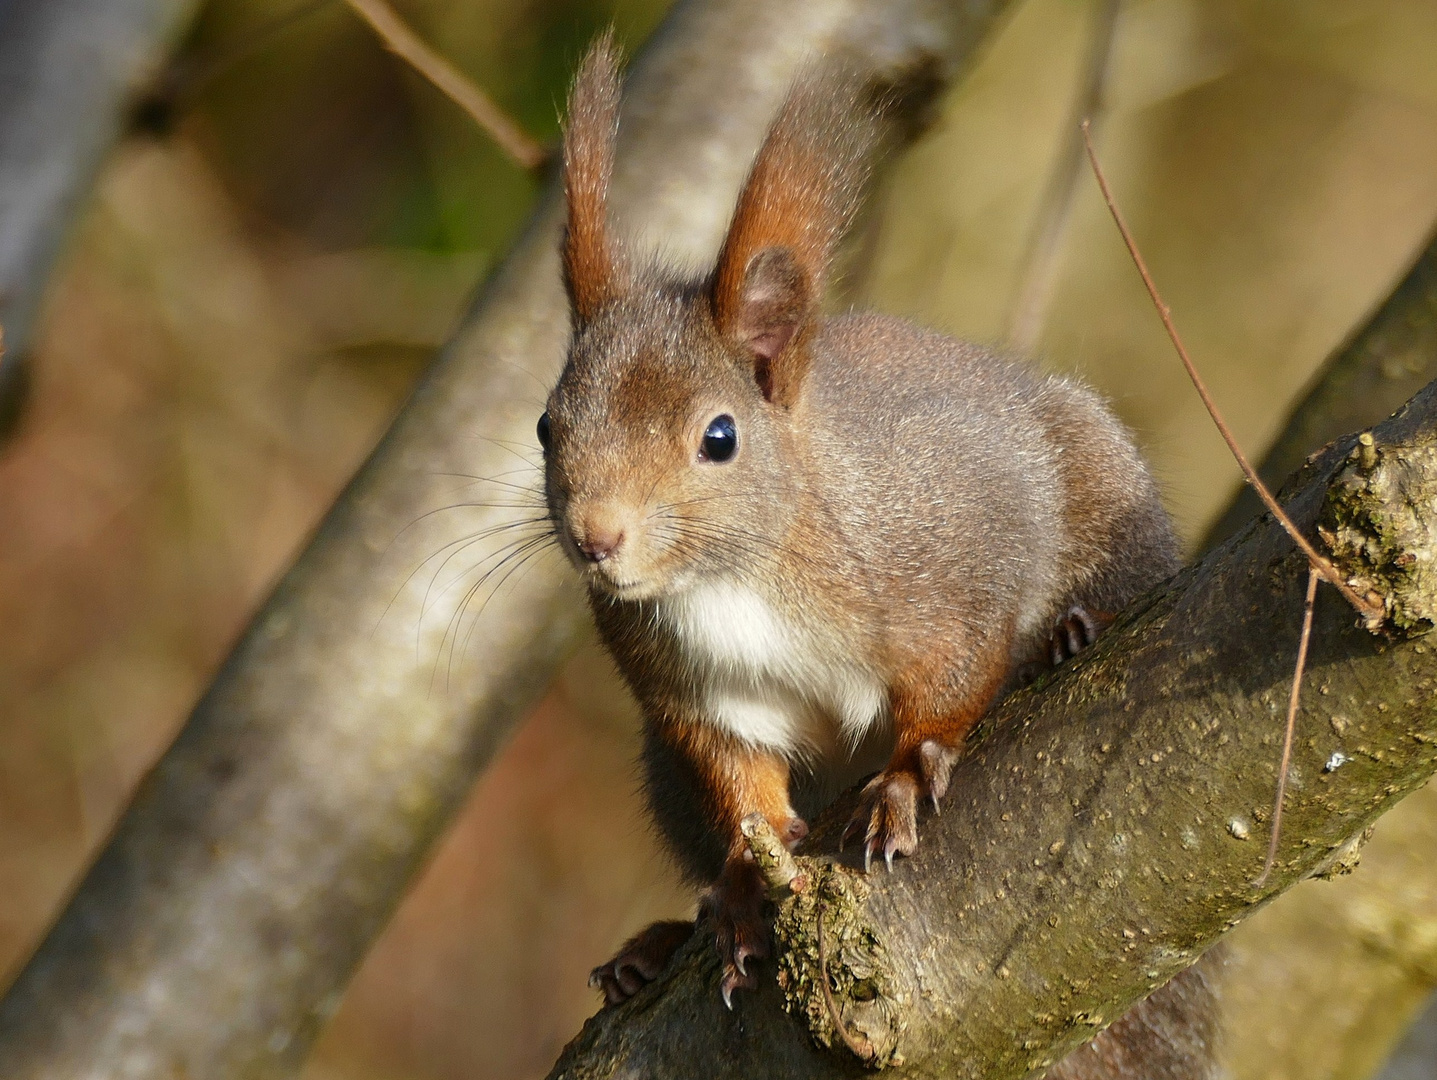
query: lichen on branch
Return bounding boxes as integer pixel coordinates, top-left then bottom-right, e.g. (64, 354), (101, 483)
(1321, 434), (1437, 636)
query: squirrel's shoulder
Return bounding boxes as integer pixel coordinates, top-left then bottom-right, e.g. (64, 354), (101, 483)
(809, 311), (1092, 420)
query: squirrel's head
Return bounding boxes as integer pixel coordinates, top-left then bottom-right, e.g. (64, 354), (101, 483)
(541, 35), (872, 601)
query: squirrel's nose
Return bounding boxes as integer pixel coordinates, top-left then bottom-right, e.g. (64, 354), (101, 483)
(578, 527), (624, 563)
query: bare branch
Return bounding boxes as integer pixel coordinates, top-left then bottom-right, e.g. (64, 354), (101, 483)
(1005, 0), (1119, 352)
(1255, 565), (1319, 887)
(0, 1), (1020, 1075)
(742, 813), (805, 897)
(1192, 217), (1437, 1080)
(341, 0), (547, 172)
(0, 0), (203, 419)
(547, 376), (1437, 1080)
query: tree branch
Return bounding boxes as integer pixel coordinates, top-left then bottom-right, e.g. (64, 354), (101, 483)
(546, 378), (1437, 1079)
(1196, 219), (1437, 1080)
(0, 0), (203, 423)
(1004, 0), (1119, 353)
(341, 0), (547, 171)
(0, 1), (1018, 1075)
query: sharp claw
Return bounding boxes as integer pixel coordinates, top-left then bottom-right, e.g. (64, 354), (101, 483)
(734, 952), (747, 978)
(721, 981), (735, 1011)
(884, 846), (894, 873)
(930, 791), (941, 815)
(863, 842), (873, 874)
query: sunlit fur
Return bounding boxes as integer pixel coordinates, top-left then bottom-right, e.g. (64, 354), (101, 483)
(552, 38), (1182, 1017)
(543, 277), (1180, 874)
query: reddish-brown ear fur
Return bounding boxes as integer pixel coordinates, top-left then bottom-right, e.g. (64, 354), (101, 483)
(711, 71), (873, 406)
(563, 33), (626, 323)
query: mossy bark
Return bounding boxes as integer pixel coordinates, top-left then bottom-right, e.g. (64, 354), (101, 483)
(547, 379), (1437, 1080)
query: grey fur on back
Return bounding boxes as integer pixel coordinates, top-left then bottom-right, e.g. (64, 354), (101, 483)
(797, 313), (1178, 668)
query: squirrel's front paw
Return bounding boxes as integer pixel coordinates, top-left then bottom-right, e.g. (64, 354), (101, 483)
(843, 740), (960, 872)
(589, 919), (694, 1005)
(701, 859), (770, 1008)
(843, 769), (918, 871)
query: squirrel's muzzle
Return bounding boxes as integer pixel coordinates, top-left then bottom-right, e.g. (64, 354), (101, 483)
(567, 501), (638, 572)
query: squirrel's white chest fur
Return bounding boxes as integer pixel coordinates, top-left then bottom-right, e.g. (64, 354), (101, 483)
(658, 580), (887, 758)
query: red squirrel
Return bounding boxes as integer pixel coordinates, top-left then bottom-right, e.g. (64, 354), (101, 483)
(542, 39), (1183, 1013)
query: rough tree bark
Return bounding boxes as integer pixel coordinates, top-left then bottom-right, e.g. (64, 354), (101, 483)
(545, 379), (1437, 1080)
(0, 0), (202, 419)
(1199, 225), (1437, 1080)
(0, 2), (1017, 1076)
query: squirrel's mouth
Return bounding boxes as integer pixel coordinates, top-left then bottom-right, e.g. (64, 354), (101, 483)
(559, 515), (680, 601)
(586, 568), (656, 601)
(582, 551), (682, 601)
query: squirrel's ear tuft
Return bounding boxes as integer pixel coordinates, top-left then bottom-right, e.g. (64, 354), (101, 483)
(711, 69), (874, 406)
(562, 31), (627, 323)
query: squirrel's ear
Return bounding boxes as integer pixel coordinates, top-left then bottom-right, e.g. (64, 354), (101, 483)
(711, 71), (872, 406)
(562, 32), (627, 323)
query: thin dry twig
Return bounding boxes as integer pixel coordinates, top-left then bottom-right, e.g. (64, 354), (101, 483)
(1079, 120), (1382, 626)
(1255, 565), (1320, 887)
(343, 0), (547, 171)
(1006, 0), (1120, 351)
(1081, 122), (1382, 884)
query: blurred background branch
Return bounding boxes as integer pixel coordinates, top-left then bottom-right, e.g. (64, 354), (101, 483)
(1376, 992), (1437, 1080)
(1004, 0), (1119, 352)
(1190, 218), (1437, 1080)
(1204, 225), (1437, 549)
(0, 0), (204, 433)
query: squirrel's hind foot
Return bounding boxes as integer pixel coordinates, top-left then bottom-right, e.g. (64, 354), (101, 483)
(589, 919), (694, 1005)
(702, 859), (771, 1008)
(1049, 604), (1113, 666)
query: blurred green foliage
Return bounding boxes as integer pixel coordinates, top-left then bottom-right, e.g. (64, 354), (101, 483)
(180, 0), (670, 251)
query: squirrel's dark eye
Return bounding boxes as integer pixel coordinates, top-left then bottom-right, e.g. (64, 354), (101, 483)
(537, 411), (552, 452)
(699, 414), (737, 463)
